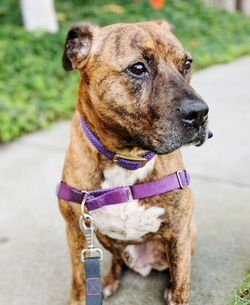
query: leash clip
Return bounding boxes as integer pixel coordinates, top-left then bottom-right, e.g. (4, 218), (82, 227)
(79, 213), (103, 262)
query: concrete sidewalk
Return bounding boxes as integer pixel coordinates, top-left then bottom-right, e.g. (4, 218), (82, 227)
(1, 56), (250, 305)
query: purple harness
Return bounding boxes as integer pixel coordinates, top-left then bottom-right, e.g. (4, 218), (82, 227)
(57, 169), (190, 211)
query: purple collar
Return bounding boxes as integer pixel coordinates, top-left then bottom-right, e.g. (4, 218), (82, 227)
(57, 170), (190, 211)
(79, 115), (155, 170)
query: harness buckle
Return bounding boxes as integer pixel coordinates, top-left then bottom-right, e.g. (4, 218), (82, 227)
(113, 154), (148, 168)
(176, 170), (187, 189)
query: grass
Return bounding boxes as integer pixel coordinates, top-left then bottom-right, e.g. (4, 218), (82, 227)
(1, 0), (250, 142)
(229, 274), (250, 305)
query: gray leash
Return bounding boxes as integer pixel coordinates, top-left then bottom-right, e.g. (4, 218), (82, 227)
(84, 257), (102, 305)
(79, 198), (103, 305)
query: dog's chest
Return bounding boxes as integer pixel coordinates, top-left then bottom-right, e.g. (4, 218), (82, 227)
(90, 159), (165, 241)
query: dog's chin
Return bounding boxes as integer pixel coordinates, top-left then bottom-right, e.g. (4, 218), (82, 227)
(148, 143), (182, 155)
(140, 128), (208, 155)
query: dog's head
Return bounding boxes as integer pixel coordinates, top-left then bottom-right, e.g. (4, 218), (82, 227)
(63, 21), (209, 154)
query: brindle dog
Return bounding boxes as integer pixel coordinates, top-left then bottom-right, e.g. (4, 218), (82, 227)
(59, 20), (209, 305)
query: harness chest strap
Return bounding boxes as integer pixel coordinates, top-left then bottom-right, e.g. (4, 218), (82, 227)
(57, 170), (190, 211)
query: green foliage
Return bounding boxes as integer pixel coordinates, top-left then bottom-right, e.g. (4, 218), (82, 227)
(229, 274), (250, 305)
(1, 0), (250, 142)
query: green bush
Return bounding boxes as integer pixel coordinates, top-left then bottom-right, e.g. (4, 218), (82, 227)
(229, 274), (250, 305)
(1, 0), (250, 142)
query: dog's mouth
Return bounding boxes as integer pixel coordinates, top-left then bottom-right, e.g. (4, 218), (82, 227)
(195, 129), (213, 146)
(184, 123), (210, 147)
(136, 123), (212, 155)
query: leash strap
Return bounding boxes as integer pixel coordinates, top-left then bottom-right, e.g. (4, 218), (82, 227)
(79, 213), (103, 305)
(57, 170), (190, 211)
(84, 257), (102, 305)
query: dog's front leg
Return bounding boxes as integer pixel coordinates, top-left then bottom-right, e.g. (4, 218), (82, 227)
(164, 229), (192, 305)
(95, 232), (123, 299)
(102, 256), (123, 299)
(66, 222), (87, 305)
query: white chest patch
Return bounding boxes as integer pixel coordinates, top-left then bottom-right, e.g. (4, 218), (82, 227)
(90, 158), (165, 241)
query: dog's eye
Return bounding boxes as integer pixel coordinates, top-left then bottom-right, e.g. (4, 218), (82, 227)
(184, 59), (192, 72)
(128, 62), (148, 77)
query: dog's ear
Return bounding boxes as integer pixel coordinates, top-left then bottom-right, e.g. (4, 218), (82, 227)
(154, 20), (174, 32)
(62, 23), (99, 71)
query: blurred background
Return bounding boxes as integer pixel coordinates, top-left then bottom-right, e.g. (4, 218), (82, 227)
(0, 1), (250, 305)
(1, 0), (250, 143)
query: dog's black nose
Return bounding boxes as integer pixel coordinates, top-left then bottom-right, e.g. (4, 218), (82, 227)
(178, 100), (209, 128)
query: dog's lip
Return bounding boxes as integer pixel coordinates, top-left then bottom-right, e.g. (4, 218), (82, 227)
(194, 136), (206, 146)
(195, 141), (204, 147)
(194, 130), (212, 147)
(189, 128), (212, 147)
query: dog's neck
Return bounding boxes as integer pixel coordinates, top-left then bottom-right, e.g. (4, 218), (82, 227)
(62, 82), (184, 190)
(76, 79), (149, 156)
(64, 111), (183, 188)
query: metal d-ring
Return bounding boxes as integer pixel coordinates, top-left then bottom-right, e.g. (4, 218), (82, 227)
(80, 191), (89, 215)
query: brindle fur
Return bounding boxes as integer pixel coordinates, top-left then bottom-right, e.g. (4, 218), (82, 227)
(59, 20), (206, 305)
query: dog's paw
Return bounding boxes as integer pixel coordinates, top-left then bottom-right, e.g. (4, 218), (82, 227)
(164, 289), (174, 305)
(164, 289), (189, 305)
(102, 279), (120, 299)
